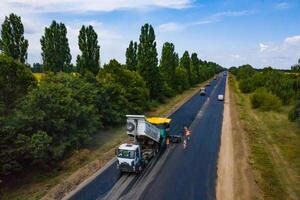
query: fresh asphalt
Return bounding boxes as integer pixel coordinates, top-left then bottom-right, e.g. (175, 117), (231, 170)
(138, 75), (226, 200)
(68, 74), (226, 200)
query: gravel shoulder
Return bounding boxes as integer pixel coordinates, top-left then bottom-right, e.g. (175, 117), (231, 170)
(216, 75), (258, 200)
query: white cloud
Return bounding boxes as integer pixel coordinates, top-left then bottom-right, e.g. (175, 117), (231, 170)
(191, 20), (216, 25)
(275, 2), (290, 10)
(258, 35), (300, 68)
(231, 54), (240, 59)
(212, 10), (255, 19)
(284, 35), (300, 45)
(158, 22), (185, 32)
(259, 35), (300, 54)
(259, 43), (269, 52)
(157, 9), (254, 32)
(0, 0), (193, 13)
(192, 10), (254, 26)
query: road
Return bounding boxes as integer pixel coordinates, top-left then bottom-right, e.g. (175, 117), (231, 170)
(68, 74), (226, 200)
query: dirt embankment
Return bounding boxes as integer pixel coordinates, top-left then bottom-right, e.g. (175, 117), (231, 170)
(216, 75), (259, 200)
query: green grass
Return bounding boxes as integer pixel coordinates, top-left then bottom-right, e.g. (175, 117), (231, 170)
(230, 75), (300, 199)
(1, 81), (206, 200)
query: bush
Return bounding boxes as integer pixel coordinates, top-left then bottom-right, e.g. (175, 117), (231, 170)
(289, 99), (300, 122)
(10, 73), (101, 167)
(0, 54), (36, 115)
(251, 88), (282, 111)
(96, 59), (150, 124)
(236, 64), (256, 80)
(239, 78), (255, 93)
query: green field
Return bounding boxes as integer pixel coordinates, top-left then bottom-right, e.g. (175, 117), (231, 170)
(230, 75), (300, 199)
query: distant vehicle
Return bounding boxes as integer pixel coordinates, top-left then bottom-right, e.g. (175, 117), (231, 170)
(214, 76), (218, 80)
(200, 87), (206, 96)
(218, 94), (224, 101)
(223, 72), (227, 76)
(206, 82), (211, 86)
(116, 115), (178, 173)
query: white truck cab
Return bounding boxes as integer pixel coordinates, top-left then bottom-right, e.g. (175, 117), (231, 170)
(117, 143), (142, 173)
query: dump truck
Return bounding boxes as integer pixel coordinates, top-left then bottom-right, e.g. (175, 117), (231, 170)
(116, 115), (173, 173)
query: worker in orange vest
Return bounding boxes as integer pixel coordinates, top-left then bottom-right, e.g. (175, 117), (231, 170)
(184, 126), (191, 141)
(165, 123), (170, 147)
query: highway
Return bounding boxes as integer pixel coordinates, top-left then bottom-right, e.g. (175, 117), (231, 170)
(68, 74), (226, 200)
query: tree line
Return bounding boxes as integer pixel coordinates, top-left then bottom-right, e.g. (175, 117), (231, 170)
(229, 65), (300, 123)
(0, 13), (223, 177)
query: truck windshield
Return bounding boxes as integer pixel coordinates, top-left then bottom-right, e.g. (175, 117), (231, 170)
(117, 149), (135, 159)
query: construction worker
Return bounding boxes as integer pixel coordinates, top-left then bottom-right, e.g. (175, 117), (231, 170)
(184, 126), (191, 141)
(164, 122), (170, 147)
(166, 137), (170, 146)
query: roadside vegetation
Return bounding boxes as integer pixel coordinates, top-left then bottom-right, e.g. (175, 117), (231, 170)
(229, 64), (300, 199)
(0, 13), (223, 198)
(251, 88), (282, 111)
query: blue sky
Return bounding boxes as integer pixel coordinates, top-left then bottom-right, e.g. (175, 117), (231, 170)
(0, 0), (299, 69)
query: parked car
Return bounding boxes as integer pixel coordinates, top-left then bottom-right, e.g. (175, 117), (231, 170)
(218, 94), (224, 101)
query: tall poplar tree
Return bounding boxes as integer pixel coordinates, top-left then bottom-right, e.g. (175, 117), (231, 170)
(137, 24), (161, 99)
(40, 21), (71, 72)
(160, 42), (177, 89)
(180, 51), (192, 86)
(191, 53), (200, 83)
(0, 13), (28, 63)
(125, 41), (138, 71)
(76, 25), (100, 75)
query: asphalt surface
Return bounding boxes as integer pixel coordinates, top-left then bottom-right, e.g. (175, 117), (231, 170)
(138, 76), (226, 200)
(68, 74), (226, 200)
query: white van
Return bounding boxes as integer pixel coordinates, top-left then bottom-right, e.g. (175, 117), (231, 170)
(218, 94), (224, 101)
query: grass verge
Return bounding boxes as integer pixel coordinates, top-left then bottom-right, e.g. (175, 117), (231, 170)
(230, 75), (300, 199)
(1, 82), (206, 200)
